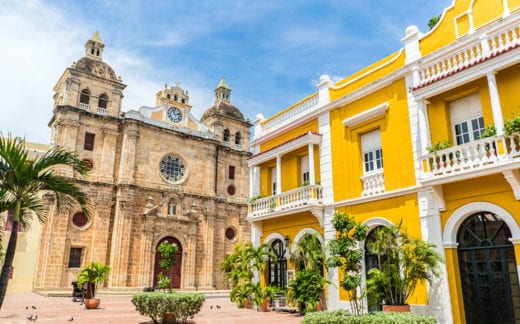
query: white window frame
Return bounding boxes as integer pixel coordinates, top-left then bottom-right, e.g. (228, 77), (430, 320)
(361, 129), (383, 175)
(300, 155), (310, 185)
(449, 93), (485, 145)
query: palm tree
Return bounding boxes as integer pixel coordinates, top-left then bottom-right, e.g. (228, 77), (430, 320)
(0, 135), (91, 309)
(77, 262), (111, 299)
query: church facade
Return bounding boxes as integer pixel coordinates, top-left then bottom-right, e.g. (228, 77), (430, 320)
(34, 32), (251, 291)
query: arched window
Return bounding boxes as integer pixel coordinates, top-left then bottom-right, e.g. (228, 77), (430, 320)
(174, 95), (178, 101)
(98, 94), (108, 109)
(235, 132), (241, 145)
(79, 89), (90, 110)
(268, 239), (287, 288)
(223, 129), (230, 142)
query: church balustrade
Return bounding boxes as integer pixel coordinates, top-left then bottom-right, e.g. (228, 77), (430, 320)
(247, 185), (322, 219)
(419, 133), (520, 182)
(79, 102), (90, 111)
(97, 106), (108, 115)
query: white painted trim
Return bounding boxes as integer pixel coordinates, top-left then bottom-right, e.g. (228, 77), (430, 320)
(342, 102), (389, 128)
(263, 232), (286, 245)
(364, 217), (393, 230)
(331, 49), (404, 91)
(334, 185), (420, 208)
(443, 202), (520, 245)
(291, 228), (324, 254)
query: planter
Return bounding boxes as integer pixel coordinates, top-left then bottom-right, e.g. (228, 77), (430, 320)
(244, 297), (252, 309)
(382, 304), (411, 312)
(84, 298), (100, 309)
(259, 299), (269, 312)
(162, 312), (175, 324)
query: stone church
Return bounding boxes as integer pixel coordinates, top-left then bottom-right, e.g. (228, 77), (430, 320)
(34, 32), (251, 291)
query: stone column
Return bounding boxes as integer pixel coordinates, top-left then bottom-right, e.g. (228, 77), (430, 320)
(200, 213), (215, 289)
(184, 221), (199, 290)
(99, 128), (118, 183)
(118, 126), (139, 184)
(486, 72), (505, 135)
(33, 193), (56, 289)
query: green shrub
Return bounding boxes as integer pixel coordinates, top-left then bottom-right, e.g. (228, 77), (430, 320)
(131, 291), (205, 323)
(302, 310), (438, 324)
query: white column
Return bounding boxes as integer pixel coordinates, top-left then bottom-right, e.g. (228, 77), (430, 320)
(487, 72), (505, 135)
(276, 155), (282, 194)
(249, 166), (254, 197)
(418, 100), (432, 155)
(308, 142), (316, 185)
(503, 0), (510, 17)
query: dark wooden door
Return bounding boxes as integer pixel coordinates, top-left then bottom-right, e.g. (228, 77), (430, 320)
(153, 236), (183, 289)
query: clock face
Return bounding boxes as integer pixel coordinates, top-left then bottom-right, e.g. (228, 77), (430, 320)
(167, 107), (182, 123)
(160, 154), (186, 183)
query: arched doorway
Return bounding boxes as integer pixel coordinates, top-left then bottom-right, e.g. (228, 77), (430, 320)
(364, 226), (385, 312)
(153, 236), (183, 289)
(268, 239), (287, 288)
(457, 212), (520, 323)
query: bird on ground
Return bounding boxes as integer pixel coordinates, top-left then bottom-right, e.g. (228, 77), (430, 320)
(216, 305), (221, 309)
(210, 306), (213, 309)
(32, 315), (38, 321)
(68, 316), (74, 321)
(26, 315), (33, 320)
(32, 306), (37, 310)
(26, 306), (29, 310)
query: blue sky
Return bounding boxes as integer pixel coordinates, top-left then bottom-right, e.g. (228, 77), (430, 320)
(0, 0), (451, 143)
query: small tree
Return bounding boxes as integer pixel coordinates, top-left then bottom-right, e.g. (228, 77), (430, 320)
(77, 262), (111, 299)
(326, 211), (368, 316)
(156, 241), (178, 291)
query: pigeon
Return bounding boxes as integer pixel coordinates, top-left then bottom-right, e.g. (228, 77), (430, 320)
(26, 315), (33, 320)
(26, 306), (29, 310)
(216, 305), (221, 309)
(68, 316), (74, 321)
(210, 306), (213, 309)
(32, 315), (38, 321)
(32, 306), (37, 310)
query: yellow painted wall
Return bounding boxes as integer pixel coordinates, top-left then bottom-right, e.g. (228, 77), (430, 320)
(260, 120), (318, 151)
(330, 79), (415, 200)
(497, 62), (520, 117)
(334, 193), (425, 303)
(427, 78), (493, 144)
(330, 50), (404, 101)
(419, 0), (520, 57)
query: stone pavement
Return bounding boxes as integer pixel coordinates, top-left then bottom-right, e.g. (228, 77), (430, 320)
(0, 292), (304, 323)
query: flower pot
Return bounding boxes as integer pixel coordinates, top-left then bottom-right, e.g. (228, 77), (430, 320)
(84, 298), (100, 309)
(260, 299), (269, 312)
(162, 312), (175, 324)
(382, 304), (410, 312)
(244, 297), (252, 309)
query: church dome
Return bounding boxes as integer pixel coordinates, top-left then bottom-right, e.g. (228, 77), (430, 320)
(202, 100), (245, 121)
(74, 56), (118, 81)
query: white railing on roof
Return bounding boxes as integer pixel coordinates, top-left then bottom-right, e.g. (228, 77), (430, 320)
(420, 133), (520, 180)
(262, 94), (319, 134)
(97, 107), (108, 115)
(79, 102), (90, 111)
(248, 185), (322, 218)
(416, 21), (520, 87)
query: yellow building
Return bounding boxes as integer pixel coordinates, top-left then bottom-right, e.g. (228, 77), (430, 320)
(1, 141), (50, 293)
(248, 1), (520, 323)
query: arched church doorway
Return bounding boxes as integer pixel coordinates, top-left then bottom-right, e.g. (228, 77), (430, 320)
(153, 236), (183, 289)
(268, 239), (287, 288)
(364, 226), (385, 312)
(457, 212), (520, 323)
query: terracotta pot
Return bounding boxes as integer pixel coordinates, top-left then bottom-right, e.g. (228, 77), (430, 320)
(382, 304), (411, 312)
(244, 298), (252, 309)
(162, 312), (175, 324)
(84, 298), (100, 309)
(259, 299), (269, 312)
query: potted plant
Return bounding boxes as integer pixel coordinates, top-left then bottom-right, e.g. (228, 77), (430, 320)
(257, 285), (280, 312)
(77, 262), (111, 309)
(426, 140), (452, 169)
(288, 234), (327, 314)
(366, 223), (443, 312)
(504, 113), (520, 135)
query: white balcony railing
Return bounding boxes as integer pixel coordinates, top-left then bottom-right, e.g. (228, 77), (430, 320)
(79, 102), (90, 111)
(97, 106), (108, 115)
(361, 171), (385, 196)
(420, 133), (520, 180)
(262, 94), (319, 134)
(415, 20), (520, 88)
(248, 185), (322, 218)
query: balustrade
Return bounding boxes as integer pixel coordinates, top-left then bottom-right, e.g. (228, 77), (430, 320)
(79, 102), (90, 111)
(262, 94), (318, 134)
(361, 171), (385, 196)
(248, 185), (322, 218)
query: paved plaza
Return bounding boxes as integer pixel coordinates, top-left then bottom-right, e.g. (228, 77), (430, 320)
(0, 292), (304, 324)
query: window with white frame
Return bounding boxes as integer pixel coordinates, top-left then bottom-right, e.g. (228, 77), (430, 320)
(361, 129), (383, 174)
(300, 155), (309, 185)
(449, 93), (485, 145)
(271, 167), (277, 195)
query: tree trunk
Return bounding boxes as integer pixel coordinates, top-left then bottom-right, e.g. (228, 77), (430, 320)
(0, 220), (19, 309)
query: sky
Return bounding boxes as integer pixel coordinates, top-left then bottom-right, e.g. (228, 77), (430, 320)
(0, 0), (452, 144)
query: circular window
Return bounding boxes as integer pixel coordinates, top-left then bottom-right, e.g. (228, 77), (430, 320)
(72, 212), (89, 228)
(82, 159), (94, 171)
(225, 227), (236, 240)
(227, 185), (236, 196)
(159, 154), (186, 183)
